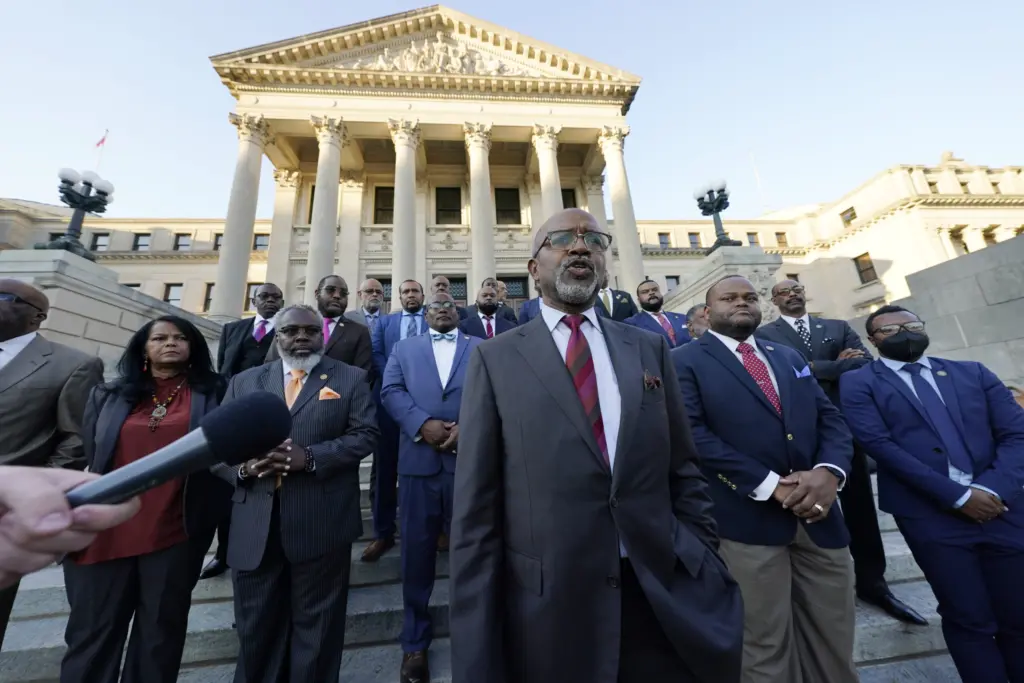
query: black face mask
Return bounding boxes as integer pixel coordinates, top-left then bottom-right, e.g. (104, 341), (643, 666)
(877, 331), (930, 363)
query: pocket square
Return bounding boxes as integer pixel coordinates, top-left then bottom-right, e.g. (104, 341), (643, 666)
(794, 365), (812, 378)
(318, 387), (341, 400)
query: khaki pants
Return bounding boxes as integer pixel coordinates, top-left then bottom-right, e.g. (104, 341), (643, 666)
(720, 524), (859, 683)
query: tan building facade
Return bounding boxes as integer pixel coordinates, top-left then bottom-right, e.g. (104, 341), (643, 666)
(2, 7), (1023, 321)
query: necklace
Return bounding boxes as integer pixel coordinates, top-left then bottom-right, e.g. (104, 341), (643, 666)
(149, 377), (187, 432)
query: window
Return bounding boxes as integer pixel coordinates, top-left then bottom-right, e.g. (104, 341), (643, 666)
(657, 233), (671, 249)
(853, 253), (878, 284)
(243, 283), (260, 311)
(688, 232), (701, 249)
(840, 207), (857, 227)
(163, 283), (183, 307)
(666, 276), (680, 292)
(785, 273), (800, 282)
(447, 278), (468, 305)
(746, 232), (760, 246)
(435, 187), (462, 225)
(252, 234), (270, 251)
(91, 233), (109, 251)
(984, 226), (999, 246)
(374, 187), (395, 224)
(132, 234), (151, 251)
(561, 189), (577, 209)
(213, 234), (224, 251)
(959, 181), (971, 194)
(203, 283), (215, 312)
(494, 188), (521, 225)
(927, 181), (939, 194)
(775, 232), (789, 247)
(173, 233), (191, 251)
(307, 184), (316, 223)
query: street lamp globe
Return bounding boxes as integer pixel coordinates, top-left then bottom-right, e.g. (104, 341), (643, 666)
(79, 170), (102, 187)
(92, 178), (115, 195)
(36, 167), (115, 262)
(57, 168), (81, 185)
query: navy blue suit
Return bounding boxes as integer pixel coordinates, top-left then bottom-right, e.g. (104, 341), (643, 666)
(672, 334), (852, 548)
(381, 332), (482, 653)
(625, 311), (691, 348)
(517, 297), (541, 324)
(841, 357), (1024, 682)
(370, 309), (428, 540)
(458, 311), (517, 339)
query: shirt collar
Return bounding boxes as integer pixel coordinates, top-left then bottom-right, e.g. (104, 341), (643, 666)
(402, 309), (424, 317)
(539, 300), (602, 335)
(880, 355), (933, 373)
(781, 313), (810, 328)
(645, 309), (666, 320)
(0, 331), (37, 355)
(478, 310), (494, 321)
(252, 313), (274, 331)
(362, 308), (379, 318)
(706, 328), (753, 354)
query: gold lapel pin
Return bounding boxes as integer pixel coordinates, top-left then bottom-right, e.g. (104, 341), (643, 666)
(766, 345), (774, 351)
(320, 374), (328, 380)
(936, 370), (948, 377)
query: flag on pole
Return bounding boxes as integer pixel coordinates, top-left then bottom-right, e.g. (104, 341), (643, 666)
(95, 130), (109, 148)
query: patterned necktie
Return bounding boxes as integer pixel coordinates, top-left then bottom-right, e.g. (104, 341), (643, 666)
(484, 316), (494, 339)
(795, 318), (813, 351)
(562, 315), (609, 467)
(656, 313), (677, 345)
(254, 319), (267, 342)
(405, 314), (420, 338)
(279, 369), (306, 488)
(366, 314), (377, 332)
(602, 291), (612, 315)
(737, 342), (782, 414)
(430, 331), (457, 342)
(322, 318), (334, 341)
(901, 364), (974, 473)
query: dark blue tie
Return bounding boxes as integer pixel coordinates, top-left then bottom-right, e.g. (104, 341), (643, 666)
(902, 363), (974, 473)
(405, 314), (421, 338)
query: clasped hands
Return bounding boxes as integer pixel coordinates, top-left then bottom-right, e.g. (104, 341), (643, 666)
(959, 488), (1007, 523)
(242, 438), (306, 479)
(419, 419), (459, 452)
(772, 468), (841, 524)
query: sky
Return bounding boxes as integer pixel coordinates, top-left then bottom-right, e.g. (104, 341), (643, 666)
(2, 0), (1022, 221)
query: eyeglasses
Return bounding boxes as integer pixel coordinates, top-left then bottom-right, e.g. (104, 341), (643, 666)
(535, 229), (613, 257)
(427, 301), (456, 311)
(872, 321), (925, 336)
(0, 293), (43, 312)
(774, 285), (805, 296)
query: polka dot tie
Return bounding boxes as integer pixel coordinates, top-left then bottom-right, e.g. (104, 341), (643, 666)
(795, 318), (813, 351)
(737, 342), (782, 414)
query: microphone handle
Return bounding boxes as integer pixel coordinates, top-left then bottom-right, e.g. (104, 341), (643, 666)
(65, 429), (211, 507)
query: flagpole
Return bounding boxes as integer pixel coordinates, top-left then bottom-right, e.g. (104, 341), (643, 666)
(94, 130), (109, 171)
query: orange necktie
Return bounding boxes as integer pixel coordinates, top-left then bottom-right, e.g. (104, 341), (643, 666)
(278, 369), (306, 488)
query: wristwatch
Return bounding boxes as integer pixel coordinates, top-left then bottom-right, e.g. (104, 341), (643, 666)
(238, 463), (249, 480)
(304, 447), (316, 473)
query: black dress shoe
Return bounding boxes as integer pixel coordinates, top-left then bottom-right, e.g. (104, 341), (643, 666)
(199, 557), (228, 580)
(858, 590), (928, 625)
(400, 650), (429, 683)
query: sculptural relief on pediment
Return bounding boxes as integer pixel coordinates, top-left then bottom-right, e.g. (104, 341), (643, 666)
(333, 31), (547, 78)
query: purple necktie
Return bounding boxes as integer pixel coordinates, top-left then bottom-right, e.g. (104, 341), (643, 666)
(562, 315), (609, 467)
(254, 319), (267, 342)
(323, 318), (335, 341)
(656, 313), (676, 345)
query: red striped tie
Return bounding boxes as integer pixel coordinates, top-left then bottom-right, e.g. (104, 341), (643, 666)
(562, 315), (609, 467)
(484, 316), (494, 339)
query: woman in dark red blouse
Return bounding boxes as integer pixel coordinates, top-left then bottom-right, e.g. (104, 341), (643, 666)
(60, 315), (229, 683)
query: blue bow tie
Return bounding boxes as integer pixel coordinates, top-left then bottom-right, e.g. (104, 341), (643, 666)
(430, 331), (457, 342)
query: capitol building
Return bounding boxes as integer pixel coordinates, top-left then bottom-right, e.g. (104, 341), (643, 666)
(2, 5), (1023, 321)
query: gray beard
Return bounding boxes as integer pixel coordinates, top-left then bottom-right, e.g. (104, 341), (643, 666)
(553, 261), (599, 305)
(278, 350), (323, 374)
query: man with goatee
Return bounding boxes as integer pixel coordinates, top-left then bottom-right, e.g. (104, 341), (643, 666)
(623, 279), (690, 347)
(459, 284), (517, 340)
(449, 208), (742, 683)
(345, 278), (386, 331)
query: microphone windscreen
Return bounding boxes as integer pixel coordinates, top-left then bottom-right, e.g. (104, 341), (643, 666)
(201, 392), (292, 466)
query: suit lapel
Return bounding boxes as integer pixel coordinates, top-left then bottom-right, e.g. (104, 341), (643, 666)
(290, 360), (331, 415)
(415, 336), (444, 393)
(448, 335), (471, 389)
(808, 317), (828, 353)
(259, 361), (288, 403)
(760, 341), (796, 419)
(700, 335), (781, 419)
(464, 315), (484, 339)
(515, 320), (606, 470)
(603, 321), (641, 478)
(0, 336), (49, 394)
(771, 319), (811, 360)
(874, 361), (933, 427)
(325, 320), (347, 354)
(930, 359), (968, 438)
(95, 394), (133, 474)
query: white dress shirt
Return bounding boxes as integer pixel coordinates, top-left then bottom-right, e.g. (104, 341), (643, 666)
(540, 301), (624, 554)
(431, 333), (457, 389)
(780, 313), (811, 333)
(705, 329), (846, 501)
(252, 313), (275, 337)
(0, 331), (37, 372)
(879, 355), (998, 507)
(477, 310), (497, 334)
(280, 357), (312, 390)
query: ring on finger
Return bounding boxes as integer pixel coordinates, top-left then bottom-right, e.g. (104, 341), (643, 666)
(812, 503), (825, 514)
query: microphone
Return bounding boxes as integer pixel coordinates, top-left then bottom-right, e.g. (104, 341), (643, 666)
(65, 391), (292, 507)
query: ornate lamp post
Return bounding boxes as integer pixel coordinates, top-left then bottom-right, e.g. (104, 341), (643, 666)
(694, 180), (741, 253)
(34, 168), (115, 262)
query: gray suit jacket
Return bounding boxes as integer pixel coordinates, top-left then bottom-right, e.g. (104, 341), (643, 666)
(214, 357), (379, 571)
(344, 309), (368, 326)
(0, 335), (104, 468)
(449, 316), (743, 683)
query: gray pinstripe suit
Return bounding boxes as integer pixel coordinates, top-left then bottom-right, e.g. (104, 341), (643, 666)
(214, 356), (378, 683)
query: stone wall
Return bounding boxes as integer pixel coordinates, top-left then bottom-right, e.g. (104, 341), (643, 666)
(662, 246), (783, 323)
(0, 250), (222, 377)
(847, 234), (1024, 387)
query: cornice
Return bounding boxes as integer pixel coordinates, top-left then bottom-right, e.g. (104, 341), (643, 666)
(638, 246), (810, 259)
(96, 251), (270, 263)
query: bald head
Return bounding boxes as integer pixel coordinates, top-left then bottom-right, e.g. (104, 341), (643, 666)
(528, 208), (609, 313)
(357, 278), (384, 313)
(530, 208), (600, 257)
(0, 279), (49, 341)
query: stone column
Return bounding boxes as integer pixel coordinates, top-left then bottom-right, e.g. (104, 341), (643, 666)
(265, 169), (300, 289)
(963, 226), (989, 253)
(599, 126), (645, 294)
(209, 113), (271, 322)
(531, 125), (563, 222)
(389, 119), (420, 309)
(465, 123), (496, 289)
(304, 116), (346, 304)
(337, 172), (364, 285)
(582, 175), (614, 281)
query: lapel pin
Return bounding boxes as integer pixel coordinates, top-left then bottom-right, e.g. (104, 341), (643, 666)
(320, 374), (328, 380)
(765, 345), (774, 351)
(815, 324), (823, 329)
(937, 370), (948, 376)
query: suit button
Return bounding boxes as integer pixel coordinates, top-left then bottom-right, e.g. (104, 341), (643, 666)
(787, 434), (794, 441)
(732, 484), (737, 490)
(607, 576), (620, 588)
(933, 447), (943, 454)
(610, 497), (619, 508)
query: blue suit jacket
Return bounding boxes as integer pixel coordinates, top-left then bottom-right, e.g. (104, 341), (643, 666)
(380, 333), (482, 476)
(840, 357), (1024, 518)
(672, 334), (853, 548)
(459, 312), (517, 339)
(516, 297), (541, 324)
(371, 310), (426, 379)
(625, 311), (691, 348)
